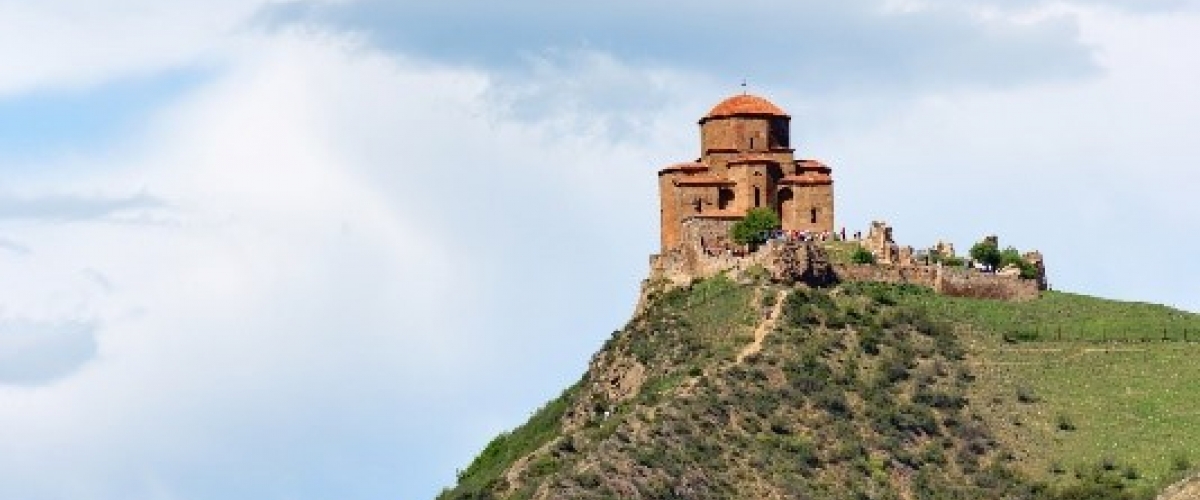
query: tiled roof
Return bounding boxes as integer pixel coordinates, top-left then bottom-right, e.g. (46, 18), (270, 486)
(704, 94), (789, 120)
(659, 162), (710, 174)
(796, 159), (832, 173)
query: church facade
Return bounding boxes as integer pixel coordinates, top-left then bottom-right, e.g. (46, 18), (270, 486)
(657, 93), (834, 252)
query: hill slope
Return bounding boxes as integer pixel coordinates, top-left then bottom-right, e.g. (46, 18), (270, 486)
(439, 277), (1197, 500)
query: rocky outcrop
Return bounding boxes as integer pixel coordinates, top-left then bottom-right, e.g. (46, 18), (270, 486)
(761, 240), (836, 286)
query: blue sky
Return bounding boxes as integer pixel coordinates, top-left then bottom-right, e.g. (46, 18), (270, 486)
(1, 1), (1199, 499)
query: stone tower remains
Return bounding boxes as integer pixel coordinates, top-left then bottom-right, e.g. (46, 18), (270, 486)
(657, 93), (835, 252)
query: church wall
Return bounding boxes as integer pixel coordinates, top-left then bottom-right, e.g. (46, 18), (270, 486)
(700, 119), (742, 157)
(794, 184), (835, 233)
(659, 174), (681, 251)
(700, 117), (775, 155)
(726, 165), (772, 213)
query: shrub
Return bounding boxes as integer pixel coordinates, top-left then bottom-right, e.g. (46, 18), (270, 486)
(851, 245), (876, 264)
(915, 388), (967, 410)
(1121, 465), (1139, 480)
(1004, 329), (1040, 343)
(783, 436), (819, 467)
(528, 454), (559, 476)
(1171, 452), (1193, 472)
(861, 326), (884, 356)
(1015, 385), (1039, 404)
(1056, 414), (1077, 431)
(1100, 456), (1118, 471)
(942, 255), (967, 267)
(731, 208), (781, 248)
(815, 388), (852, 418)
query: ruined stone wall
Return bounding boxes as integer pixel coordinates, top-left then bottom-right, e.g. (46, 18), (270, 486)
(649, 217), (743, 285)
(831, 264), (1039, 301)
(650, 218), (1042, 303)
(833, 264), (939, 289)
(937, 267), (1040, 302)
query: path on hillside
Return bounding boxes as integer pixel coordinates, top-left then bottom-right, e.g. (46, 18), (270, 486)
(737, 289), (790, 364)
(1158, 472), (1200, 500)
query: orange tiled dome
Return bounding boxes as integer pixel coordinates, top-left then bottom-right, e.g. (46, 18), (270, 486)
(704, 94), (789, 119)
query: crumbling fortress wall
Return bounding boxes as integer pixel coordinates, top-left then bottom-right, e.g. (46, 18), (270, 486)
(649, 218), (836, 288)
(647, 217), (1042, 303)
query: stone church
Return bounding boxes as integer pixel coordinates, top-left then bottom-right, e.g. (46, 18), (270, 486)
(657, 93), (834, 252)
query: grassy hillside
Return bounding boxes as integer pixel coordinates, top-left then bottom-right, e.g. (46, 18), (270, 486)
(438, 278), (1198, 500)
(874, 284), (1200, 491)
(906, 288), (1200, 343)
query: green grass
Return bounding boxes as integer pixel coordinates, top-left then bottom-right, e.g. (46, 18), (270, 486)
(973, 342), (1200, 490)
(821, 241), (862, 265)
(898, 287), (1200, 343)
(438, 382), (580, 500)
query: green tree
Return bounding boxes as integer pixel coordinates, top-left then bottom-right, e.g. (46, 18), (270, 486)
(731, 208), (781, 248)
(999, 247), (1024, 268)
(969, 238), (1002, 270)
(999, 246), (1039, 279)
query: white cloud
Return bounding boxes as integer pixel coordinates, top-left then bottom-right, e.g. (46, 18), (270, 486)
(0, 30), (665, 499)
(0, 0), (345, 97)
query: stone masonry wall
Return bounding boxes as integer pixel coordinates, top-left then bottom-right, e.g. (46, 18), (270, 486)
(937, 266), (1040, 301)
(833, 263), (1039, 302)
(834, 264), (938, 289)
(649, 220), (1041, 304)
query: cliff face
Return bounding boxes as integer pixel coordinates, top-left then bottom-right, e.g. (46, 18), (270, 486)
(439, 277), (1048, 500)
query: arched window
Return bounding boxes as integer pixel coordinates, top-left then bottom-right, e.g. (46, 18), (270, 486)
(754, 187), (761, 207)
(694, 198), (703, 213)
(777, 188), (794, 226)
(810, 207), (818, 224)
